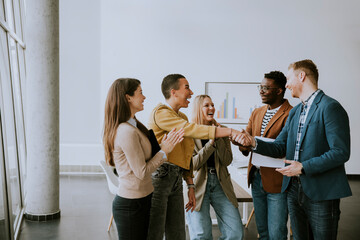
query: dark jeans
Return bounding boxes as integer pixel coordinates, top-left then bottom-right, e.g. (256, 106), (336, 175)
(147, 163), (185, 240)
(112, 193), (152, 240)
(288, 178), (340, 240)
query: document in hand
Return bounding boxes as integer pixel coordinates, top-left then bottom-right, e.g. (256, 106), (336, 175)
(252, 137), (285, 168)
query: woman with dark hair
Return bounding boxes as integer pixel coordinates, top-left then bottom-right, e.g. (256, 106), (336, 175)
(186, 95), (243, 240)
(103, 78), (184, 240)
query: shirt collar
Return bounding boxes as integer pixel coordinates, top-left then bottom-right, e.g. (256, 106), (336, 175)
(164, 102), (175, 111)
(302, 89), (320, 106)
(127, 117), (137, 128)
(267, 104), (281, 112)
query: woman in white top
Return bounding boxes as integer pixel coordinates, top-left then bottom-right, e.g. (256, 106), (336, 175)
(103, 78), (184, 240)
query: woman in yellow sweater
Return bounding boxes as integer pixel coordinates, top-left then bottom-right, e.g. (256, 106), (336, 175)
(103, 78), (184, 240)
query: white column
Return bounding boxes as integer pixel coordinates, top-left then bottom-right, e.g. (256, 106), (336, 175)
(25, 0), (60, 219)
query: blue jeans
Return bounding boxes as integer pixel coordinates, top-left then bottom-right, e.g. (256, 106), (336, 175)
(147, 163), (185, 240)
(288, 178), (340, 240)
(112, 193), (152, 240)
(186, 173), (244, 240)
(251, 169), (288, 240)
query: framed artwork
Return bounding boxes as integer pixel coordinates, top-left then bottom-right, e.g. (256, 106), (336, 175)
(205, 82), (262, 124)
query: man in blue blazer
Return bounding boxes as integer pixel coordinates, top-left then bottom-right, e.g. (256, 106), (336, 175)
(235, 59), (352, 240)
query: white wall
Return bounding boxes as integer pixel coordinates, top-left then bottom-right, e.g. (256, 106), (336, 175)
(60, 0), (103, 165)
(61, 0), (360, 174)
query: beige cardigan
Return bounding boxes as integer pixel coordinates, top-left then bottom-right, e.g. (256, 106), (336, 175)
(113, 122), (166, 199)
(188, 135), (238, 211)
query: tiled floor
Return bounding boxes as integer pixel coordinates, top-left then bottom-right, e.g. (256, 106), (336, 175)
(18, 174), (360, 240)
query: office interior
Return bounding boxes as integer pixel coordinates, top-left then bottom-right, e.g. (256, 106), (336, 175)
(0, 0), (359, 239)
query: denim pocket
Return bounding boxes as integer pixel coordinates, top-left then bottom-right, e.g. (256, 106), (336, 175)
(152, 165), (169, 178)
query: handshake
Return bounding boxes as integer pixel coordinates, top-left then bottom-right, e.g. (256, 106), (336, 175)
(230, 129), (256, 150)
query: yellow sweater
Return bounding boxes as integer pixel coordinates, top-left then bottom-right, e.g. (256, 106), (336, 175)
(148, 103), (216, 179)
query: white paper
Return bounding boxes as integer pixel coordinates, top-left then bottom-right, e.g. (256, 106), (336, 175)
(252, 137), (285, 168)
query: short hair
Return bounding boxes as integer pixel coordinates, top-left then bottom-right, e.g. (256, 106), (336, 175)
(161, 74), (185, 99)
(103, 78), (140, 166)
(191, 94), (212, 125)
(264, 71), (287, 92)
(288, 59), (319, 84)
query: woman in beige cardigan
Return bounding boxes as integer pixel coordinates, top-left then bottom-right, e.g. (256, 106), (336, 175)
(185, 95), (244, 240)
(103, 78), (184, 240)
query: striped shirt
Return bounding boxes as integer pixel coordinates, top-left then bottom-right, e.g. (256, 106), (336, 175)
(260, 105), (281, 136)
(293, 89), (320, 162)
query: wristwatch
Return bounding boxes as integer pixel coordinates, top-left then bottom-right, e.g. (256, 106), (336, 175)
(187, 184), (195, 189)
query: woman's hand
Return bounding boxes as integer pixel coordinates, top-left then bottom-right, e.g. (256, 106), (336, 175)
(160, 128), (184, 154)
(185, 188), (196, 212)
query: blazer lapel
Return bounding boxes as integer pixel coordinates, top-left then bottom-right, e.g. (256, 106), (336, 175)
(292, 104), (302, 142)
(298, 91), (323, 147)
(194, 139), (203, 154)
(263, 100), (289, 136)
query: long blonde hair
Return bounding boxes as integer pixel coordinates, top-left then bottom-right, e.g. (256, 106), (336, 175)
(191, 94), (216, 125)
(103, 78), (140, 166)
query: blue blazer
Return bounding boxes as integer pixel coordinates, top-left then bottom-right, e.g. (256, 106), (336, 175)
(256, 90), (352, 201)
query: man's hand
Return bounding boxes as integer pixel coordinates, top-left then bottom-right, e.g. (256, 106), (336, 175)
(229, 129), (245, 146)
(185, 188), (196, 212)
(232, 130), (255, 147)
(276, 160), (303, 176)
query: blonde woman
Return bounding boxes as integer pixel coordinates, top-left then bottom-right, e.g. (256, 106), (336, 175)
(103, 78), (184, 240)
(186, 95), (243, 240)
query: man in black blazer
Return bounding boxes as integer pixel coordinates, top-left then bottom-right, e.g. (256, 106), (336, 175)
(235, 59), (352, 240)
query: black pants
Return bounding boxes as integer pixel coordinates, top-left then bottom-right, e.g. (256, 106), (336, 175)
(112, 193), (152, 240)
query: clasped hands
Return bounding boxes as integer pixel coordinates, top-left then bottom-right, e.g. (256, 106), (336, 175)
(229, 129), (303, 177)
(230, 129), (255, 150)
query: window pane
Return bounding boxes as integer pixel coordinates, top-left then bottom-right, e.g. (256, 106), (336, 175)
(0, 121), (10, 240)
(0, 28), (22, 230)
(9, 38), (25, 198)
(4, 0), (14, 31)
(16, 45), (26, 188)
(12, 0), (22, 39)
(17, 46), (25, 97)
(0, 0), (5, 22)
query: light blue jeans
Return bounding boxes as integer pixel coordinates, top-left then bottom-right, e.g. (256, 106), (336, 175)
(186, 173), (244, 240)
(251, 169), (288, 240)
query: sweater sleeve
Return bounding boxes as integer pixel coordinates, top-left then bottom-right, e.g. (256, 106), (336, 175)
(154, 107), (216, 139)
(116, 127), (166, 180)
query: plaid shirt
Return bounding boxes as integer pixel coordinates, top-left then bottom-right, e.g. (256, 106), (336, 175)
(293, 89), (320, 161)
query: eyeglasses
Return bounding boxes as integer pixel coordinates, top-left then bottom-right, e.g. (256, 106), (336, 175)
(257, 85), (279, 93)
